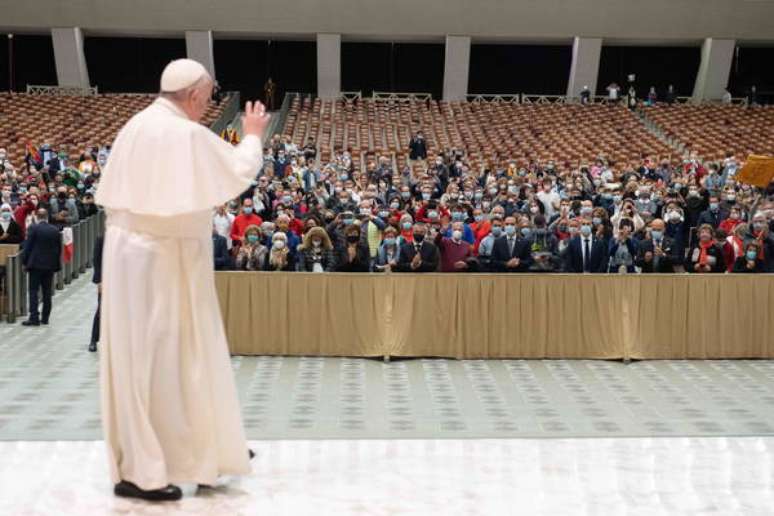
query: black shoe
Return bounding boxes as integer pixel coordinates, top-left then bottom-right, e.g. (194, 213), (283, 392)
(21, 320), (39, 327)
(249, 448), (255, 460)
(114, 480), (182, 501)
(88, 342), (97, 352)
(41, 320), (49, 325)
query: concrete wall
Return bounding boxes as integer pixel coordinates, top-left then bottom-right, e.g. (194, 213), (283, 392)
(0, 0), (773, 42)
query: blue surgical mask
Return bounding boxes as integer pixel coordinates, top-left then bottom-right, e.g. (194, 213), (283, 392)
(650, 230), (663, 240)
(613, 195), (622, 203)
(452, 212), (464, 221)
(343, 218), (354, 225)
(746, 250), (758, 261)
(592, 217), (602, 226)
(401, 191), (411, 199)
(243, 207), (253, 215)
(504, 225), (516, 236)
(428, 210), (438, 219)
(402, 222), (412, 230)
(580, 225), (592, 236)
(709, 202), (719, 211)
(246, 234), (260, 244)
(422, 193), (431, 201)
(1, 212), (10, 221)
(491, 226), (502, 237)
(474, 214), (483, 222)
(384, 237), (396, 246)
(379, 211), (390, 218)
(520, 227), (532, 238)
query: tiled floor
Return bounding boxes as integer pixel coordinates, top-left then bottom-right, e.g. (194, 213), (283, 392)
(2, 275), (774, 441)
(2, 437), (773, 515)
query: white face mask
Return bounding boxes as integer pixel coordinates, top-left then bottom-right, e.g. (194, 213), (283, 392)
(273, 240), (286, 250)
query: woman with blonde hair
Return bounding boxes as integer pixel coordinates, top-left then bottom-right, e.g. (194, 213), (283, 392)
(264, 231), (295, 271)
(298, 226), (336, 272)
(234, 224), (268, 271)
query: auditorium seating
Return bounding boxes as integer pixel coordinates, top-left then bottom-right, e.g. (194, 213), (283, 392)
(282, 97), (674, 174)
(642, 103), (774, 160)
(0, 92), (231, 167)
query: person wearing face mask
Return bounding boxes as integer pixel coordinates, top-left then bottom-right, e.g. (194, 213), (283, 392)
(230, 198), (263, 248)
(685, 224), (725, 273)
(434, 220), (476, 272)
(396, 222), (439, 272)
(13, 193), (39, 239)
(397, 214), (415, 245)
(491, 216), (533, 273)
(213, 203), (236, 250)
(298, 226), (336, 272)
(477, 216), (503, 271)
(635, 219), (677, 273)
(0, 203), (23, 244)
(564, 217), (609, 273)
(523, 215), (560, 272)
(719, 206), (744, 235)
(470, 208), (491, 254)
(408, 131), (427, 164)
(334, 224), (370, 272)
(234, 225), (267, 271)
(608, 219), (639, 273)
(265, 231), (295, 271)
(722, 223), (749, 272)
(79, 193), (99, 219)
(732, 242), (767, 273)
(697, 194), (727, 229)
(375, 226), (402, 272)
(743, 212), (774, 272)
(357, 200), (387, 268)
(49, 186), (79, 229)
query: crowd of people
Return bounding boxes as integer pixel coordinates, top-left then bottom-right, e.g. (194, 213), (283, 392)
(0, 144), (105, 244)
(212, 132), (774, 274)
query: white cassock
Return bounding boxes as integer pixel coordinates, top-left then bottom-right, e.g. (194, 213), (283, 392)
(95, 97), (262, 490)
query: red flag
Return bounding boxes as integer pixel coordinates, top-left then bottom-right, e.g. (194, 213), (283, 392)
(62, 227), (74, 263)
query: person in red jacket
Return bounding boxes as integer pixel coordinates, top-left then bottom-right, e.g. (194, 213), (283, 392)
(13, 193), (39, 240)
(230, 199), (263, 247)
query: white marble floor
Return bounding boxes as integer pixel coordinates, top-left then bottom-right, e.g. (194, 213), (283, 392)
(1, 437), (773, 515)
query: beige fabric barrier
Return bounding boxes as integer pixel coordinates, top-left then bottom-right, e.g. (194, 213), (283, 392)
(215, 272), (774, 359)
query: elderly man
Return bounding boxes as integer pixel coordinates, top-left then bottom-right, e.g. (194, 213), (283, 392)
(435, 220), (476, 272)
(635, 218), (677, 273)
(95, 59), (271, 501)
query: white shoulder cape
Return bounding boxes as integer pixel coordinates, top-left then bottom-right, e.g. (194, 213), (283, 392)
(95, 97), (262, 216)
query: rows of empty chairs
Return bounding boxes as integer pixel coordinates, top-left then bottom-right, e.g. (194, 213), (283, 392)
(642, 103), (774, 161)
(0, 92), (230, 167)
(283, 96), (676, 173)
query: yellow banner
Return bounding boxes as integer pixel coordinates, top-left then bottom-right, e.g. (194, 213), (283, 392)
(736, 155), (774, 188)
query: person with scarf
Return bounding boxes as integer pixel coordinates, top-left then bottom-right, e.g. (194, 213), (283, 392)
(265, 231), (295, 271)
(685, 224), (726, 273)
(732, 242), (767, 273)
(298, 226), (336, 272)
(723, 223), (749, 272)
(0, 203), (23, 244)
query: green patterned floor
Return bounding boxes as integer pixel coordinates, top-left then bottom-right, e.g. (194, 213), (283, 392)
(2, 275), (774, 441)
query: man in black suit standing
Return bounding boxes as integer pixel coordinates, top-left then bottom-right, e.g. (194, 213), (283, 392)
(491, 217), (534, 272)
(22, 208), (62, 326)
(397, 222), (439, 272)
(563, 218), (608, 273)
(89, 235), (104, 352)
(408, 131), (427, 163)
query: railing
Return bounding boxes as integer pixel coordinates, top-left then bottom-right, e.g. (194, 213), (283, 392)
(466, 94), (521, 104)
(372, 92), (433, 102)
(26, 84), (99, 96)
(209, 91), (241, 135)
(340, 91), (363, 101)
(270, 92), (296, 138)
(1, 211), (105, 323)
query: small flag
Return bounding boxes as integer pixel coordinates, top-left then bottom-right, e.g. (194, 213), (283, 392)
(26, 141), (42, 165)
(62, 227), (74, 263)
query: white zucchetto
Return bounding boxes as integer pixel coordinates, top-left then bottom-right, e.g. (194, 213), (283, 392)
(160, 59), (209, 92)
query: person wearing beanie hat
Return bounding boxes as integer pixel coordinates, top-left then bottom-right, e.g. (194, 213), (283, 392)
(95, 58), (271, 502)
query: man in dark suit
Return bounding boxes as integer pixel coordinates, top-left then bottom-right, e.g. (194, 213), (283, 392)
(491, 217), (533, 272)
(696, 194), (727, 229)
(635, 218), (677, 273)
(408, 131), (427, 161)
(563, 219), (608, 273)
(213, 228), (231, 270)
(22, 209), (62, 326)
(89, 236), (104, 352)
(396, 222), (439, 272)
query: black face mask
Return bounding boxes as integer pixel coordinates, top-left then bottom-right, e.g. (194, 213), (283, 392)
(413, 233), (425, 243)
(346, 235), (360, 243)
(58, 192), (66, 200)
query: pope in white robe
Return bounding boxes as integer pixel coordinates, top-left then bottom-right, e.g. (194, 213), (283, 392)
(94, 59), (271, 500)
